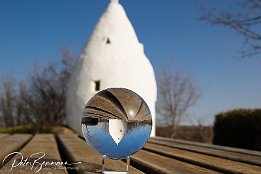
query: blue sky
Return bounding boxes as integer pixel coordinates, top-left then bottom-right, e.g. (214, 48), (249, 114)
(0, 0), (260, 125)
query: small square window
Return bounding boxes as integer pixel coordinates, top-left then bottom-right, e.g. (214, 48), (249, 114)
(94, 80), (100, 91)
(103, 37), (111, 44)
(106, 38), (111, 44)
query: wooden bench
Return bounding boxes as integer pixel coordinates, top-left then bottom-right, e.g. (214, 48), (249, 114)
(0, 133), (260, 174)
(0, 134), (66, 174)
(0, 134), (32, 167)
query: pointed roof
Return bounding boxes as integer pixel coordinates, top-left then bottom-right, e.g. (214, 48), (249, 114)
(111, 0), (119, 3)
(82, 0), (143, 60)
(67, 0), (157, 136)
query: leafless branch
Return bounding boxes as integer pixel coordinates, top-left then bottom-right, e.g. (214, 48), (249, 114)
(0, 49), (76, 130)
(156, 67), (201, 138)
(200, 0), (261, 58)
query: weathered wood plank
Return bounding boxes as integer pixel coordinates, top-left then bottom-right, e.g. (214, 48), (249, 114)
(149, 138), (261, 166)
(131, 150), (220, 174)
(143, 143), (261, 174)
(0, 134), (9, 140)
(57, 135), (144, 174)
(0, 134), (32, 167)
(151, 137), (261, 157)
(0, 134), (67, 174)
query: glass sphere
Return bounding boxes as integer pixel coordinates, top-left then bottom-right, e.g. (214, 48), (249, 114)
(81, 88), (152, 159)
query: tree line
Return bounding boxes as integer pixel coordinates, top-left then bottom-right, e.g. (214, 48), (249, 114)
(0, 48), (200, 136)
(0, 49), (75, 131)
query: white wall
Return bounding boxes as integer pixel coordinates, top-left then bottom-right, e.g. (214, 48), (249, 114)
(66, 1), (157, 136)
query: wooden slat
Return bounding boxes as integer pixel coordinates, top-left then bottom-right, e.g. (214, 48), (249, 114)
(149, 138), (261, 166)
(0, 134), (67, 174)
(0, 134), (32, 167)
(131, 150), (220, 174)
(143, 143), (261, 174)
(152, 137), (261, 157)
(57, 135), (144, 174)
(0, 134), (9, 140)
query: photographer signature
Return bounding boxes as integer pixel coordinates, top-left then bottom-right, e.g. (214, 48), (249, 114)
(2, 152), (81, 173)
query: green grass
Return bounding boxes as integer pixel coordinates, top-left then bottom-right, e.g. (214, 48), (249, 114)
(0, 125), (34, 134)
(0, 124), (77, 135)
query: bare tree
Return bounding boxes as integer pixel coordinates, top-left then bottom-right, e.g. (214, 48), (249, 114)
(0, 77), (34, 127)
(157, 68), (200, 138)
(16, 81), (32, 125)
(0, 77), (17, 127)
(200, 0), (261, 58)
(0, 49), (75, 131)
(23, 49), (75, 130)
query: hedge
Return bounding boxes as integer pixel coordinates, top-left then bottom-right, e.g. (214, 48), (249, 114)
(0, 125), (34, 134)
(213, 108), (261, 151)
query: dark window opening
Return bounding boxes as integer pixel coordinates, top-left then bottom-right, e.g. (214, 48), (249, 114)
(94, 81), (100, 91)
(106, 38), (111, 44)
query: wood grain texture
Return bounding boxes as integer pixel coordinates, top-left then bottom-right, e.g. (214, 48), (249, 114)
(83, 88), (152, 122)
(131, 150), (220, 174)
(0, 134), (9, 140)
(149, 138), (261, 166)
(151, 137), (261, 157)
(143, 143), (261, 174)
(1, 133), (260, 174)
(0, 134), (32, 168)
(57, 135), (144, 174)
(0, 134), (67, 174)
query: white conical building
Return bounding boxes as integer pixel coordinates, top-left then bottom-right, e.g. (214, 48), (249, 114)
(66, 0), (157, 136)
(109, 119), (127, 145)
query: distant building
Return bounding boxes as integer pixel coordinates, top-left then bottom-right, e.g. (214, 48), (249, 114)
(66, 0), (157, 136)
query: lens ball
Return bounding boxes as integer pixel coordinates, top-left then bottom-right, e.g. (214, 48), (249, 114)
(81, 88), (152, 159)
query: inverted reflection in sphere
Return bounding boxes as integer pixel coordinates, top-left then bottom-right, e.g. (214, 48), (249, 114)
(81, 88), (152, 159)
